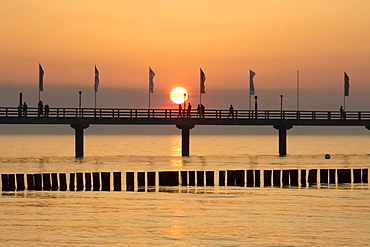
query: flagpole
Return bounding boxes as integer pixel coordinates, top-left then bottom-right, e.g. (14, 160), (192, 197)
(200, 84), (202, 105)
(95, 92), (97, 109)
(343, 90), (346, 111)
(149, 67), (151, 110)
(343, 72), (346, 111)
(296, 70), (300, 112)
(199, 69), (202, 106)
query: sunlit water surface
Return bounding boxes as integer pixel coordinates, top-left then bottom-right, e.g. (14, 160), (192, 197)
(1, 135), (370, 246)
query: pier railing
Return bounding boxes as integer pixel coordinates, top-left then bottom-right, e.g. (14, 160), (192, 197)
(2, 107), (370, 121)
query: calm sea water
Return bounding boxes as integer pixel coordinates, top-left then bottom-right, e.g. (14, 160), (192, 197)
(1, 135), (370, 246)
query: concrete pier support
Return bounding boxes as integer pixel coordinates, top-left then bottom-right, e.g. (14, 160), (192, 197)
(176, 124), (195, 156)
(70, 123), (89, 159)
(273, 125), (292, 156)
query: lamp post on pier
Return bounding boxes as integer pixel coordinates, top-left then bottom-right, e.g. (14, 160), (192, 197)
(78, 91), (82, 117)
(254, 96), (258, 119)
(280, 95), (284, 119)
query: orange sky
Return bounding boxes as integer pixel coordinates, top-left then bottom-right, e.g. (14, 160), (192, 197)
(0, 0), (370, 109)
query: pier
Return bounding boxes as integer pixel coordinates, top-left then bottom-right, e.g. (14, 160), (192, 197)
(1, 107), (370, 157)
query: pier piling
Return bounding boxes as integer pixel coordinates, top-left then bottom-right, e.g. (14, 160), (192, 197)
(70, 123), (89, 159)
(176, 124), (195, 156)
(273, 125), (292, 156)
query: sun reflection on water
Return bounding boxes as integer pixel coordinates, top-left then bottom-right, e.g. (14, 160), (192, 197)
(170, 135), (182, 157)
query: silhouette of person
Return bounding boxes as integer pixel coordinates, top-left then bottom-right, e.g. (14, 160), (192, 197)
(201, 104), (205, 118)
(178, 104), (182, 118)
(18, 104), (22, 117)
(228, 104), (234, 119)
(38, 100), (43, 117)
(197, 104), (201, 118)
(23, 102), (28, 117)
(187, 103), (192, 118)
(45, 105), (49, 117)
(340, 106), (344, 119)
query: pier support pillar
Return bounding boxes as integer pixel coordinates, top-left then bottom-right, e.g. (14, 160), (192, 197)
(70, 123), (89, 159)
(273, 125), (292, 157)
(176, 124), (195, 156)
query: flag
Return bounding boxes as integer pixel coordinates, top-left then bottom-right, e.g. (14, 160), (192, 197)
(94, 65), (99, 93)
(200, 68), (206, 94)
(344, 72), (350, 96)
(39, 64), (44, 91)
(250, 70), (256, 95)
(149, 67), (155, 93)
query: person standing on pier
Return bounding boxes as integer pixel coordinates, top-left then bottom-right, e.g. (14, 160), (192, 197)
(18, 104), (22, 117)
(228, 104), (234, 119)
(178, 104), (182, 118)
(201, 104), (205, 118)
(340, 105), (344, 119)
(197, 104), (201, 118)
(23, 102), (28, 117)
(45, 105), (49, 117)
(187, 103), (192, 118)
(38, 100), (43, 117)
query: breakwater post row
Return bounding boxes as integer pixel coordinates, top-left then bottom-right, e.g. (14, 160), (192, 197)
(1, 168), (368, 192)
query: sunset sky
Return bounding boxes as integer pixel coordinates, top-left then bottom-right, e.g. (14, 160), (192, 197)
(1, 0), (370, 112)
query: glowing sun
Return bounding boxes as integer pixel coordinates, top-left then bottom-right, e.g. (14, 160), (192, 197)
(170, 87), (188, 104)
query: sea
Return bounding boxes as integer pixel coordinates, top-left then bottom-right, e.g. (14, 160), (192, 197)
(1, 134), (370, 246)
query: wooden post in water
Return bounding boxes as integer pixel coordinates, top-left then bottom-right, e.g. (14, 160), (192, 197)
(27, 174), (35, 190)
(69, 173), (75, 191)
(51, 173), (58, 191)
(101, 172), (110, 191)
(197, 171), (204, 186)
(113, 172), (122, 191)
(34, 174), (42, 191)
(362, 169), (368, 183)
(218, 171), (225, 186)
(16, 174), (25, 191)
(93, 172), (100, 191)
(59, 173), (67, 191)
(206, 171), (214, 186)
(246, 170), (254, 187)
(282, 170), (289, 186)
(147, 172), (155, 187)
(264, 170), (272, 187)
(290, 170), (299, 186)
(273, 170), (281, 187)
(301, 169), (307, 187)
(1, 174), (9, 191)
(85, 173), (92, 191)
(76, 173), (83, 191)
(255, 170), (261, 187)
(126, 172), (134, 191)
(181, 171), (187, 186)
(42, 173), (51, 191)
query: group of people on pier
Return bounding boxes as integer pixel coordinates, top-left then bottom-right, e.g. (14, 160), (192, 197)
(17, 100), (50, 117)
(178, 103), (206, 118)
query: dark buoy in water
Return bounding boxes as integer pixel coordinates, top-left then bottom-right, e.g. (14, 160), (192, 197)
(325, 154), (331, 159)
